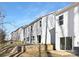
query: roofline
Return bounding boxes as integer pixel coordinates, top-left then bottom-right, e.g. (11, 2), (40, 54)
(55, 2), (79, 16)
(23, 11), (56, 29)
(11, 2), (78, 33)
(10, 26), (24, 34)
(23, 3), (77, 28)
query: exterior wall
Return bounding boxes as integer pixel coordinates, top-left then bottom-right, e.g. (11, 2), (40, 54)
(11, 3), (79, 52)
(27, 26), (31, 43)
(24, 14), (55, 44)
(32, 20), (42, 44)
(47, 14), (55, 44)
(55, 5), (79, 50)
(18, 28), (24, 41)
(24, 19), (42, 44)
(11, 31), (18, 41)
(56, 11), (69, 50)
(24, 27), (28, 43)
(11, 13), (55, 45)
(11, 27), (24, 41)
(25, 27), (31, 44)
(41, 16), (47, 44)
(32, 22), (38, 44)
(74, 6), (79, 47)
(36, 19), (42, 43)
(41, 14), (55, 44)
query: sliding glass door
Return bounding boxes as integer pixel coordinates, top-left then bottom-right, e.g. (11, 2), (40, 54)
(60, 37), (72, 50)
(66, 37), (72, 50)
(60, 37), (65, 50)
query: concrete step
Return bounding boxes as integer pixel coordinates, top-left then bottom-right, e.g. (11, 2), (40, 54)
(48, 50), (77, 57)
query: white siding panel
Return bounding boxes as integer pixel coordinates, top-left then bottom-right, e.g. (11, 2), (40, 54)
(55, 11), (68, 50)
(48, 14), (55, 30)
(74, 6), (79, 47)
(41, 17), (47, 44)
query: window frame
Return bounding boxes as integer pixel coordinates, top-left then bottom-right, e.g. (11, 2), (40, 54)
(59, 15), (64, 25)
(39, 20), (42, 27)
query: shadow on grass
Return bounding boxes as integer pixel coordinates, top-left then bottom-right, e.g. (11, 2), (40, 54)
(46, 51), (53, 57)
(38, 44), (53, 57)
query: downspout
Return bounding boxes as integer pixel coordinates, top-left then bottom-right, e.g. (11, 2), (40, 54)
(54, 14), (56, 50)
(45, 16), (48, 51)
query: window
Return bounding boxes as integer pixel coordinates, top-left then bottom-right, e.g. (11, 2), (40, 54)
(39, 21), (42, 27)
(37, 35), (41, 43)
(27, 37), (29, 41)
(32, 36), (35, 40)
(31, 36), (35, 41)
(59, 15), (63, 25)
(31, 26), (33, 32)
(60, 37), (65, 50)
(60, 37), (72, 50)
(66, 37), (72, 50)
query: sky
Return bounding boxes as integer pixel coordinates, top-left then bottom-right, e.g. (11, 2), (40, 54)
(0, 2), (71, 35)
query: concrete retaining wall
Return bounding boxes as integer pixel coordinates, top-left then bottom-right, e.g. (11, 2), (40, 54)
(25, 44), (53, 52)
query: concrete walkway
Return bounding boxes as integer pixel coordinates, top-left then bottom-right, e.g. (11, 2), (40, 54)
(48, 50), (77, 57)
(19, 50), (77, 57)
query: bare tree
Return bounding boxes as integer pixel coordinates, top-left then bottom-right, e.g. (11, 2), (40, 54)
(0, 28), (6, 43)
(0, 7), (6, 43)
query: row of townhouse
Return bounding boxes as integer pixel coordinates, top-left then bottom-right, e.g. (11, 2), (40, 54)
(23, 14), (55, 44)
(11, 3), (79, 52)
(11, 27), (24, 41)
